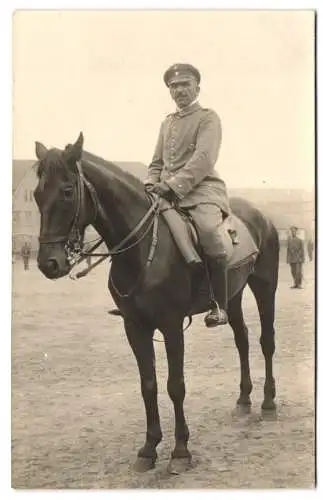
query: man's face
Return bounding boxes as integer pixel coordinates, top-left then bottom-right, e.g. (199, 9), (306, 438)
(169, 77), (200, 109)
(291, 228), (297, 237)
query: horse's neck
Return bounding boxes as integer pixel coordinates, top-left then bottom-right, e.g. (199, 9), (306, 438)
(83, 160), (149, 252)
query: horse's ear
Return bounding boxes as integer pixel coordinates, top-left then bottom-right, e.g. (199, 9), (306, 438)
(66, 132), (84, 163)
(75, 131), (84, 148)
(35, 141), (48, 161)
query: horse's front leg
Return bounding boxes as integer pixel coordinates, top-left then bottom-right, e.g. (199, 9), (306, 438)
(162, 319), (192, 474)
(124, 317), (162, 472)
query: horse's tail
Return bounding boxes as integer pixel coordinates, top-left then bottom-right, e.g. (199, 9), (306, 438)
(258, 219), (280, 293)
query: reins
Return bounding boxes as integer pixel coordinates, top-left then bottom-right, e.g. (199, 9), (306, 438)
(66, 161), (162, 284)
(82, 197), (161, 258)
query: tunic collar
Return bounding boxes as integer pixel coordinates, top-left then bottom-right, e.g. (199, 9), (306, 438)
(175, 101), (201, 117)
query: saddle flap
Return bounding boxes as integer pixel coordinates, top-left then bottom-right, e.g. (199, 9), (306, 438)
(160, 199), (202, 264)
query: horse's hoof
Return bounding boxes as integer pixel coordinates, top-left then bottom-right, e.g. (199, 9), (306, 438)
(261, 401), (277, 420)
(261, 399), (276, 411)
(133, 456), (156, 473)
(167, 457), (193, 475)
(232, 403), (251, 417)
(237, 394), (252, 406)
(237, 393), (251, 404)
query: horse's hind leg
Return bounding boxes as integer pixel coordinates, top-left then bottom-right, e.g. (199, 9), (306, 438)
(248, 276), (277, 411)
(124, 317), (162, 472)
(227, 288), (253, 408)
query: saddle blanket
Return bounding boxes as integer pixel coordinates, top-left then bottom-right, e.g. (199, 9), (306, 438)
(159, 199), (259, 269)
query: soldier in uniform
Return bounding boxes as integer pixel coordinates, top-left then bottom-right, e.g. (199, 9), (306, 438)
(145, 63), (230, 327)
(286, 226), (305, 288)
(21, 240), (31, 271)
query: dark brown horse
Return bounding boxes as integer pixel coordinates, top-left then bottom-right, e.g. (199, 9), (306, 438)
(34, 133), (279, 474)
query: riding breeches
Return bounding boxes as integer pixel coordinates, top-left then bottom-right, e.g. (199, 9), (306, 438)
(187, 204), (227, 258)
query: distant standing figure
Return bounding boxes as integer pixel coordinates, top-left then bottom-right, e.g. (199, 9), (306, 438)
(21, 241), (31, 271)
(286, 226), (305, 288)
(307, 239), (314, 262)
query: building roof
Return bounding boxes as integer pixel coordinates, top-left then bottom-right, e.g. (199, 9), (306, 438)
(113, 161), (148, 179)
(12, 160), (36, 194)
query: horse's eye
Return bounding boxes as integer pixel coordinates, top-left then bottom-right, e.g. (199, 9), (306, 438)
(62, 186), (74, 199)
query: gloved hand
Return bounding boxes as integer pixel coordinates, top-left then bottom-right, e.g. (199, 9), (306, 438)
(144, 183), (155, 194)
(151, 182), (171, 197)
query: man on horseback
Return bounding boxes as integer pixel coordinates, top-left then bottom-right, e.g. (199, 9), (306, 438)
(145, 63), (230, 328)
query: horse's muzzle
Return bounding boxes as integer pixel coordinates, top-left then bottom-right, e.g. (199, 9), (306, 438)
(40, 258), (61, 279)
(37, 246), (70, 279)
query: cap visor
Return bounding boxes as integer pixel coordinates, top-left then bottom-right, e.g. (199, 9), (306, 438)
(167, 75), (196, 85)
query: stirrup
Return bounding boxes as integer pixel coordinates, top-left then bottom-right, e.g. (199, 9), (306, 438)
(204, 302), (228, 328)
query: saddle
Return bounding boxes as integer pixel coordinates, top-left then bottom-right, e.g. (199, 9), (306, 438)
(159, 199), (259, 270)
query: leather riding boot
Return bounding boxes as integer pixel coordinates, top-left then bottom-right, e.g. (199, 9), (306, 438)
(204, 255), (228, 328)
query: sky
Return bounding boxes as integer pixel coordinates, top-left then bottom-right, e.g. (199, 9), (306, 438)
(12, 9), (315, 189)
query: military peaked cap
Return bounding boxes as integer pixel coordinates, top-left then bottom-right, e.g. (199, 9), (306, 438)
(163, 63), (201, 87)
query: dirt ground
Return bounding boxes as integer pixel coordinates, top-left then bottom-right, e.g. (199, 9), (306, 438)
(11, 257), (315, 489)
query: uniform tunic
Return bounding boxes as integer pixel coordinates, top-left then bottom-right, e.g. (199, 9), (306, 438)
(145, 102), (230, 257)
(287, 235), (305, 286)
(146, 102), (229, 213)
(287, 236), (305, 264)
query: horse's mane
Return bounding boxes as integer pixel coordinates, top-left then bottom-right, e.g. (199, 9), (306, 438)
(81, 150), (145, 194)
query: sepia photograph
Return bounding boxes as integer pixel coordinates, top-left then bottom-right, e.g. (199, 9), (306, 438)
(10, 7), (315, 491)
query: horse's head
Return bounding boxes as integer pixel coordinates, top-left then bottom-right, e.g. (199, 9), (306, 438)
(34, 132), (91, 279)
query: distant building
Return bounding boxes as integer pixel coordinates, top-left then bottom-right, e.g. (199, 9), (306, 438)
(12, 160), (39, 255)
